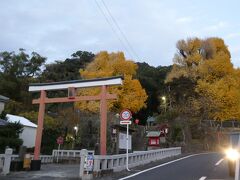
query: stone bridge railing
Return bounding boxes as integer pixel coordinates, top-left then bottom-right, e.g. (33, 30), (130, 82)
(0, 149), (94, 172)
(1, 147), (181, 177)
(93, 147), (181, 173)
(0, 154), (53, 171)
(52, 149), (94, 158)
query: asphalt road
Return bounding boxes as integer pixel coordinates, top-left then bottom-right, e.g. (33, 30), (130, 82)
(119, 153), (234, 180)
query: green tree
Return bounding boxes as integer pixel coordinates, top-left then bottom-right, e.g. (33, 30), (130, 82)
(0, 49), (46, 113)
(136, 62), (172, 124)
(39, 50), (95, 121)
(41, 51), (94, 82)
(20, 111), (63, 154)
(0, 122), (23, 153)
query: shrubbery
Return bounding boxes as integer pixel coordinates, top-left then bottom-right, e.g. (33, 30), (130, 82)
(0, 122), (23, 153)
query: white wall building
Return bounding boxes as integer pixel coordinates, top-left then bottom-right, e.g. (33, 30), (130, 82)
(6, 114), (37, 148)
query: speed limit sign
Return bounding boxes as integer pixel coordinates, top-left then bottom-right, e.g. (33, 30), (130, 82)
(120, 109), (132, 121)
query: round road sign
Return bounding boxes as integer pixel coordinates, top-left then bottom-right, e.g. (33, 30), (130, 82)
(57, 136), (64, 145)
(120, 109), (132, 121)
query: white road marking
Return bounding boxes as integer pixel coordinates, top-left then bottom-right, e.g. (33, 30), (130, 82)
(118, 153), (215, 180)
(215, 158), (224, 166)
(199, 177), (207, 180)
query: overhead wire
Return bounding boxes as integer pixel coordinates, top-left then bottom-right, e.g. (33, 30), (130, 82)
(100, 0), (140, 61)
(93, 0), (133, 58)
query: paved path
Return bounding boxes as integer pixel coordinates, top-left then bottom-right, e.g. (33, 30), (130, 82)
(0, 164), (80, 180)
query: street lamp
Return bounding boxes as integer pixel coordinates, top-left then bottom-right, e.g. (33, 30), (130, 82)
(161, 96), (166, 102)
(161, 96), (167, 112)
(73, 126), (78, 149)
(74, 126), (78, 136)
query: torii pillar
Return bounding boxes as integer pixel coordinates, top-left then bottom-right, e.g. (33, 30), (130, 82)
(29, 76), (123, 160)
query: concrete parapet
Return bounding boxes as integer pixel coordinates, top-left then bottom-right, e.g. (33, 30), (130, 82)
(93, 147), (181, 175)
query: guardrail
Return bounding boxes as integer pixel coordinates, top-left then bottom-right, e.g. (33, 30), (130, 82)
(1, 147), (181, 175)
(52, 149), (94, 158)
(38, 155), (54, 163)
(0, 149), (94, 171)
(52, 150), (82, 158)
(0, 154), (53, 170)
(0, 154), (19, 171)
(93, 147), (181, 173)
(0, 154), (18, 161)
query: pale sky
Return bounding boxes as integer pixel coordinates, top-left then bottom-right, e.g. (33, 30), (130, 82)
(0, 0), (239, 67)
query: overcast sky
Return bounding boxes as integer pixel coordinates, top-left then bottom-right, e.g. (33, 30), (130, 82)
(0, 0), (239, 67)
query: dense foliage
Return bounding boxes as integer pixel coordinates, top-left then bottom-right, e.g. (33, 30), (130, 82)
(166, 37), (240, 121)
(135, 62), (172, 123)
(41, 51), (94, 82)
(0, 122), (23, 153)
(0, 49), (46, 103)
(76, 51), (148, 113)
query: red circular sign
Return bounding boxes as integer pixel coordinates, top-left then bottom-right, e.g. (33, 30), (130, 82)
(57, 136), (64, 145)
(135, 119), (139, 124)
(120, 109), (132, 121)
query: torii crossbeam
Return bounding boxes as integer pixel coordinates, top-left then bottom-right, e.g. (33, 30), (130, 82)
(29, 76), (123, 160)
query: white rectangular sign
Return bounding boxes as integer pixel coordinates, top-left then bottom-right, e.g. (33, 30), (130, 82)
(119, 132), (132, 150)
(120, 120), (132, 125)
(84, 155), (94, 172)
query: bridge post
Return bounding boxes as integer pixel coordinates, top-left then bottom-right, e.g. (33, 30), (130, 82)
(79, 149), (87, 178)
(2, 148), (13, 175)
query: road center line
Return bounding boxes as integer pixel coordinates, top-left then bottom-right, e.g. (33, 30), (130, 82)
(199, 176), (207, 180)
(118, 153), (215, 180)
(215, 158), (224, 166)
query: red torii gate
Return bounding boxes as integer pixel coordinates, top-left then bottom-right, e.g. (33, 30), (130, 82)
(29, 76), (123, 160)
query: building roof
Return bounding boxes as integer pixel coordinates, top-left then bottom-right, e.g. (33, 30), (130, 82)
(147, 116), (156, 123)
(0, 95), (9, 103)
(146, 131), (161, 137)
(6, 114), (37, 128)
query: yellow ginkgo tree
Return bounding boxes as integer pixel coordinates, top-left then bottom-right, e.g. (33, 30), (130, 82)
(75, 51), (148, 113)
(166, 37), (240, 120)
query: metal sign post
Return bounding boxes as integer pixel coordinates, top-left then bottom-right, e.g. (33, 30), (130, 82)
(126, 122), (130, 171)
(56, 136), (64, 163)
(56, 144), (61, 163)
(120, 109), (132, 171)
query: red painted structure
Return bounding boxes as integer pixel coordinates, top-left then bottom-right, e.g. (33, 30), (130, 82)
(147, 123), (169, 147)
(29, 76), (122, 160)
(147, 131), (161, 147)
(148, 136), (160, 146)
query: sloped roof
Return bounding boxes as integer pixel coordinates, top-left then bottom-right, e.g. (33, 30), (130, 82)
(0, 95), (9, 102)
(6, 114), (37, 128)
(147, 116), (156, 123)
(146, 131), (161, 137)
